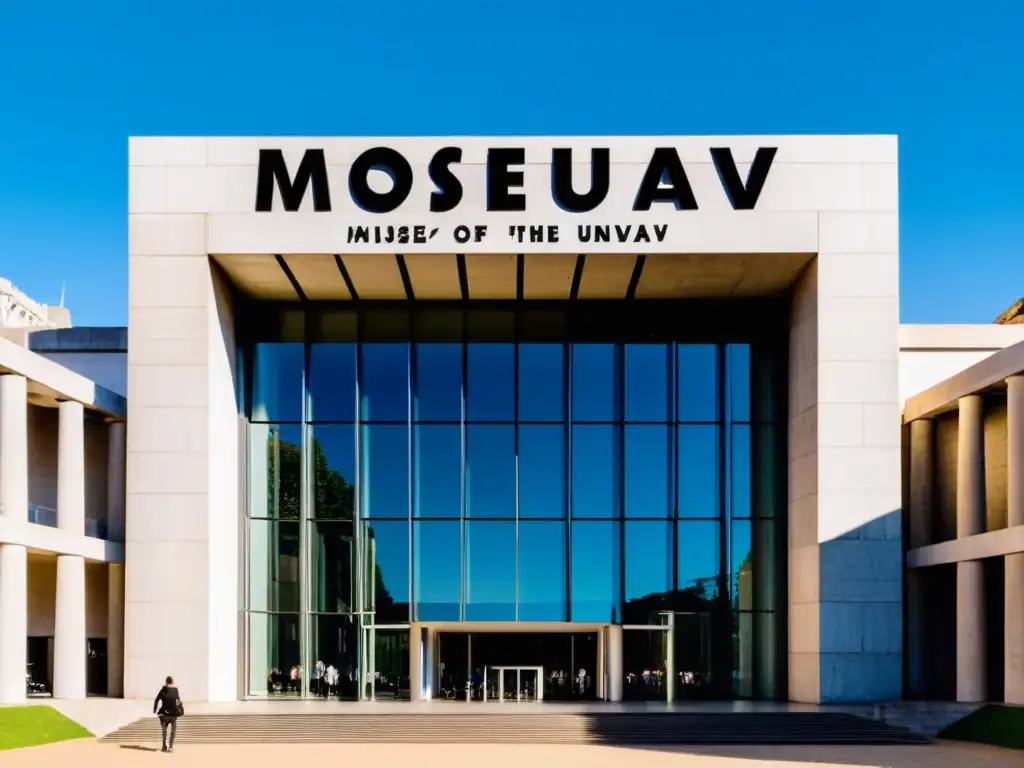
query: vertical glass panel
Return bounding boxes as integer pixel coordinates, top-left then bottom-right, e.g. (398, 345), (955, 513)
(413, 425), (461, 518)
(467, 344), (514, 421)
(413, 521), (461, 621)
(364, 520), (410, 623)
(413, 343), (462, 422)
(572, 344), (619, 422)
(310, 425), (355, 519)
(518, 425), (565, 519)
(465, 521), (516, 620)
(518, 344), (564, 422)
(677, 345), (718, 423)
(677, 425), (720, 518)
(625, 344), (670, 422)
(731, 424), (751, 520)
(247, 520), (301, 612)
(623, 521), (672, 624)
(372, 628), (411, 700)
(752, 424), (778, 518)
(755, 611), (778, 699)
(625, 425), (671, 519)
(572, 425), (620, 519)
(308, 343), (356, 422)
(248, 613), (301, 696)
(311, 521), (353, 613)
(252, 343), (304, 422)
(677, 521), (720, 610)
(735, 612), (754, 698)
(360, 425), (409, 518)
(360, 343), (409, 422)
(249, 424), (303, 519)
(518, 521), (567, 621)
(731, 519), (776, 612)
(727, 344), (751, 423)
(673, 612), (714, 700)
(311, 614), (359, 699)
(623, 630), (668, 700)
(466, 425), (515, 519)
(570, 521), (621, 622)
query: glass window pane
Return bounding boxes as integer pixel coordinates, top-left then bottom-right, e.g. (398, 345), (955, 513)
(570, 521), (621, 622)
(466, 425), (515, 519)
(625, 344), (670, 422)
(625, 425), (671, 519)
(310, 425), (355, 519)
(731, 425), (751, 520)
(249, 424), (303, 520)
(732, 519), (776, 611)
(252, 343), (303, 422)
(414, 521), (461, 621)
(572, 344), (619, 422)
(465, 521), (516, 620)
(518, 344), (564, 422)
(414, 343), (462, 422)
(727, 344), (750, 423)
(735, 612), (754, 698)
(308, 343), (355, 422)
(364, 520), (410, 623)
(572, 425), (620, 519)
(311, 521), (353, 613)
(360, 425), (408, 519)
(677, 345), (718, 423)
(518, 425), (565, 519)
(467, 344), (514, 421)
(360, 343), (409, 421)
(678, 425), (719, 518)
(623, 520), (672, 624)
(413, 425), (461, 518)
(518, 521), (567, 621)
(247, 520), (300, 612)
(248, 613), (301, 696)
(678, 521), (720, 609)
(311, 615), (359, 699)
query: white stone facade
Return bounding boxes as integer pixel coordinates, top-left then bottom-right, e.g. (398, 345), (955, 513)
(126, 135), (901, 703)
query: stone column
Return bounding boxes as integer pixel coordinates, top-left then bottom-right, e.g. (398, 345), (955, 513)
(107, 563), (125, 698)
(409, 624), (423, 701)
(607, 625), (623, 702)
(956, 394), (987, 702)
(0, 374), (28, 522)
(0, 543), (27, 704)
(107, 420), (126, 542)
(908, 419), (935, 549)
(58, 400), (85, 535)
(53, 554), (86, 699)
(1006, 375), (1024, 704)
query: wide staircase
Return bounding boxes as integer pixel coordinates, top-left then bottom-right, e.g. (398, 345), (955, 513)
(101, 711), (929, 745)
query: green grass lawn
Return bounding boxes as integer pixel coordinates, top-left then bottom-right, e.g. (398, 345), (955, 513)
(939, 704), (1024, 750)
(0, 705), (93, 750)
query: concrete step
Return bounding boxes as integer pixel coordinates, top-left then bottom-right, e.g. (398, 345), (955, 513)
(101, 712), (930, 745)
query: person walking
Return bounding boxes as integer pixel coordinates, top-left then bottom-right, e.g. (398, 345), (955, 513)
(153, 675), (184, 753)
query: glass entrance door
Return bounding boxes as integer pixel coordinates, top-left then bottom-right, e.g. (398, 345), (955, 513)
(483, 666), (544, 701)
(361, 625), (410, 700)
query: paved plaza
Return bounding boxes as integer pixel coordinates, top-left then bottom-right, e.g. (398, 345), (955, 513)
(4, 740), (1021, 768)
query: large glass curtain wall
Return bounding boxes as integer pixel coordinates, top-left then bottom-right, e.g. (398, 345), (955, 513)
(244, 304), (785, 700)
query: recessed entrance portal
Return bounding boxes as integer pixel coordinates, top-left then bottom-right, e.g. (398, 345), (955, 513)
(435, 631), (599, 702)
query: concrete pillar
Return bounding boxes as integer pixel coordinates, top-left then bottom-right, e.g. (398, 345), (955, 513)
(607, 625), (623, 702)
(956, 395), (987, 702)
(0, 543), (27, 703)
(908, 419), (935, 549)
(107, 563), (125, 698)
(424, 627), (437, 700)
(53, 555), (86, 699)
(596, 627), (606, 699)
(106, 420), (126, 542)
(0, 374), (28, 521)
(57, 400), (85, 535)
(409, 624), (423, 701)
(1006, 375), (1024, 704)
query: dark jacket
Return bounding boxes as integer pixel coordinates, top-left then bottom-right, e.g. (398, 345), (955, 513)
(154, 685), (183, 718)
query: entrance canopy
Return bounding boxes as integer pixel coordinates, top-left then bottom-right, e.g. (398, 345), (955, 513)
(211, 252), (814, 302)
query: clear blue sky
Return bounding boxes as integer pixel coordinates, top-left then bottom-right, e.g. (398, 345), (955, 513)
(1, 1), (1021, 326)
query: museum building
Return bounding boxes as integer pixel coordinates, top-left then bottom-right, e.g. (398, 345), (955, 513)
(118, 135), (904, 705)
